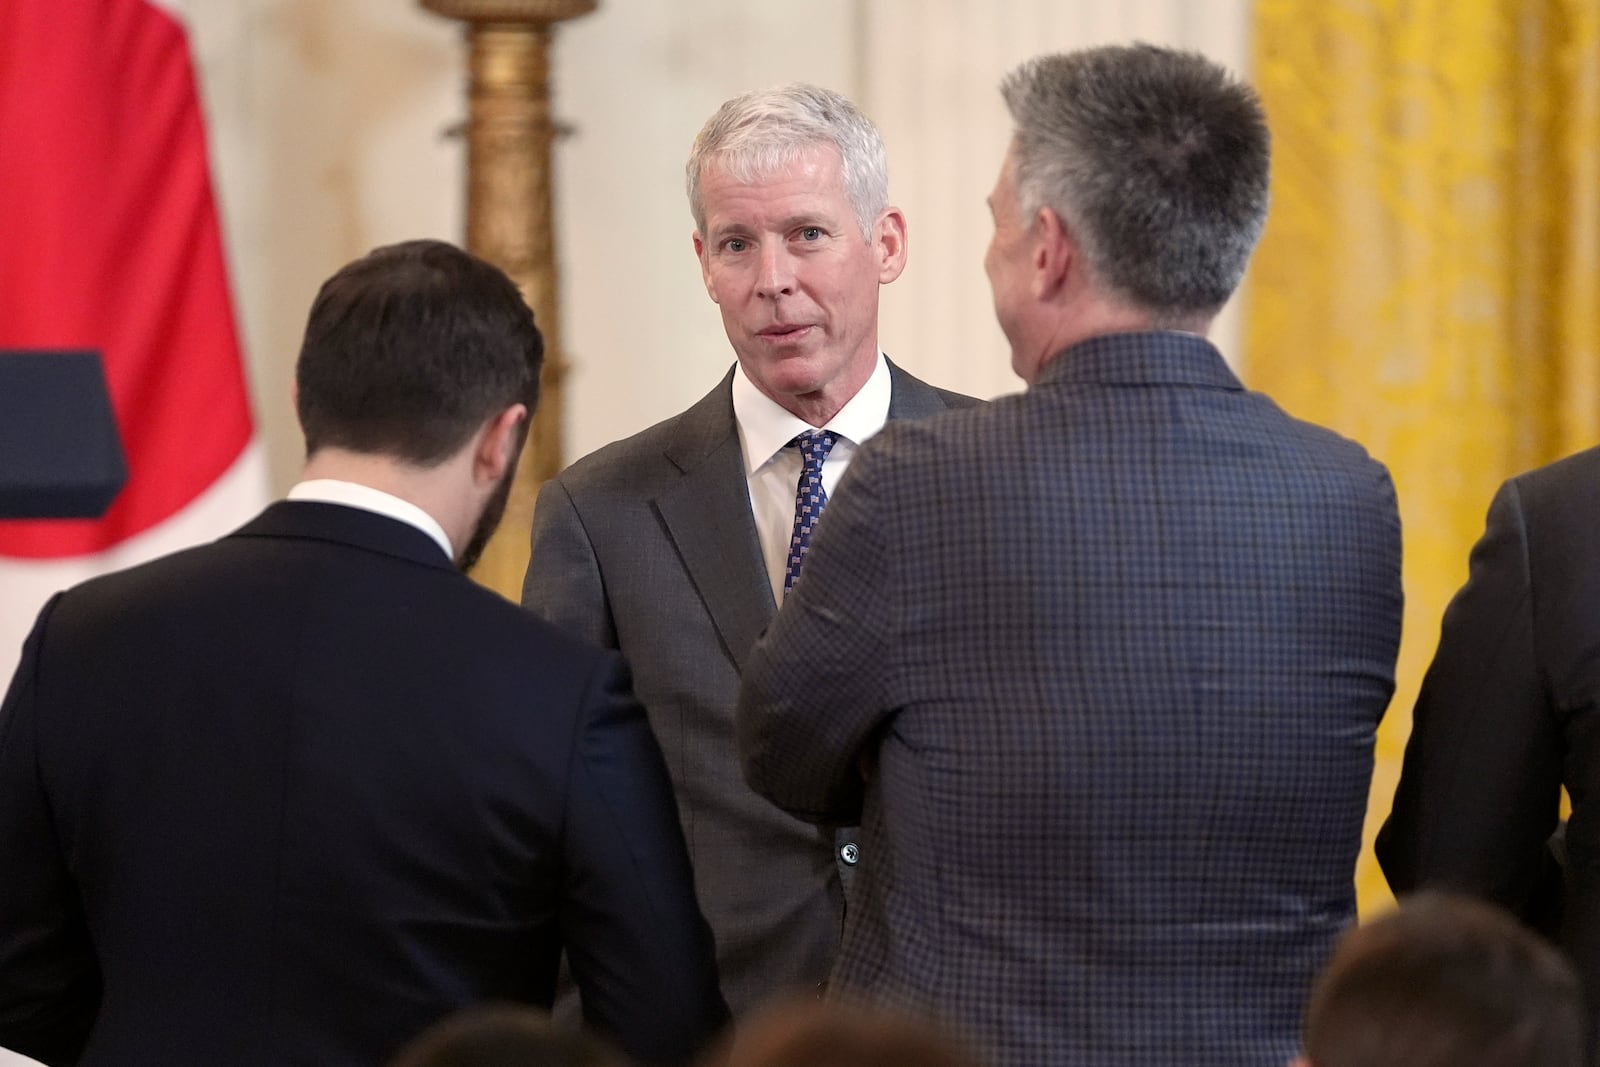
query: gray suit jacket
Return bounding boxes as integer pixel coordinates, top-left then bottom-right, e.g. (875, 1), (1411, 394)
(738, 332), (1404, 1067)
(522, 360), (978, 1016)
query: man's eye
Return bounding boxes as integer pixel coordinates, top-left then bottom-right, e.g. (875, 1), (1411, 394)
(799, 227), (823, 241)
(723, 238), (748, 253)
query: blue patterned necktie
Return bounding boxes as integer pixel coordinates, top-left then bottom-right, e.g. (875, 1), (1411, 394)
(783, 429), (839, 596)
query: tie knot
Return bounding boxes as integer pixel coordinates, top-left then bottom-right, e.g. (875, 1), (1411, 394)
(791, 430), (838, 473)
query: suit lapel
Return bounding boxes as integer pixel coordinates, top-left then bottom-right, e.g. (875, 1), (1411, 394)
(885, 356), (955, 420)
(653, 359), (960, 670)
(654, 370), (776, 670)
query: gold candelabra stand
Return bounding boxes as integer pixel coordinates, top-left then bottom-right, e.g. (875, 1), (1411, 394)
(421, 0), (596, 599)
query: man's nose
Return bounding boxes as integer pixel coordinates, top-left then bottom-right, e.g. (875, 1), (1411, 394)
(755, 244), (796, 298)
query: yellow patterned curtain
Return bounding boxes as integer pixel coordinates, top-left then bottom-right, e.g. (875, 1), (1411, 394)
(1247, 0), (1600, 911)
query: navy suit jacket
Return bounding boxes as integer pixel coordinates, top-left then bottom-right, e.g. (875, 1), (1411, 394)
(0, 501), (726, 1066)
(739, 332), (1404, 1067)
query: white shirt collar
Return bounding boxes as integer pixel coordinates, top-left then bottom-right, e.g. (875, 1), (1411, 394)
(286, 479), (455, 562)
(730, 351), (892, 474)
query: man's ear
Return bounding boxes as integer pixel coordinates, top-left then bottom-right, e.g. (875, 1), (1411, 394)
(692, 230), (720, 303)
(874, 207), (908, 284)
(474, 404), (527, 485)
(1031, 205), (1072, 300)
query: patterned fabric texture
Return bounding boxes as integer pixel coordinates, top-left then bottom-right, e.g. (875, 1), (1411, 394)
(784, 430), (839, 596)
(738, 331), (1405, 1067)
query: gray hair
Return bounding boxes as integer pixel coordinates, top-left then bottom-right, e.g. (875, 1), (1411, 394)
(1000, 44), (1270, 320)
(686, 83), (889, 240)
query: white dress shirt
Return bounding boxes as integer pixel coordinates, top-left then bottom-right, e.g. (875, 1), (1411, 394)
(287, 479), (455, 562)
(732, 352), (892, 604)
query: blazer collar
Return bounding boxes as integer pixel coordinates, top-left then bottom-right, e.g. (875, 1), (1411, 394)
(231, 500), (457, 572)
(885, 354), (959, 418)
(666, 355), (953, 469)
(653, 360), (960, 670)
(663, 367), (743, 472)
(1036, 331), (1244, 392)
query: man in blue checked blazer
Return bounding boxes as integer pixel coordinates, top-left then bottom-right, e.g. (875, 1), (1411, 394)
(737, 46), (1404, 1067)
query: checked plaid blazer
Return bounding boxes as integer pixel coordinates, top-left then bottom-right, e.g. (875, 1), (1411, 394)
(737, 331), (1404, 1067)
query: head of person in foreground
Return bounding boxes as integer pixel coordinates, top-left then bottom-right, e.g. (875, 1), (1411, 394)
(1296, 891), (1585, 1067)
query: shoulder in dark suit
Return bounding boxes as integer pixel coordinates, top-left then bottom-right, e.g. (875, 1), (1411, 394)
(1379, 444), (1600, 1022)
(522, 359), (978, 1016)
(0, 501), (726, 1067)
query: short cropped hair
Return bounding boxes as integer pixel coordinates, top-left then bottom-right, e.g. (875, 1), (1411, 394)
(685, 82), (888, 239)
(1000, 44), (1270, 320)
(714, 996), (986, 1067)
(1302, 892), (1585, 1067)
(295, 239), (542, 465)
(388, 1005), (623, 1067)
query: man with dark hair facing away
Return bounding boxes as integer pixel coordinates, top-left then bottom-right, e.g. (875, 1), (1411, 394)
(0, 240), (726, 1066)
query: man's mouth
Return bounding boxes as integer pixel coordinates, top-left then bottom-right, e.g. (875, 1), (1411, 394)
(758, 323), (815, 342)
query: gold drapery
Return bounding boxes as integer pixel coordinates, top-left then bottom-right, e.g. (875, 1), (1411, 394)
(1248, 0), (1600, 910)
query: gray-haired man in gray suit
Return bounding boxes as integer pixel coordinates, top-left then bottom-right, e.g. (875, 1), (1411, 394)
(521, 84), (978, 1017)
(738, 46), (1404, 1067)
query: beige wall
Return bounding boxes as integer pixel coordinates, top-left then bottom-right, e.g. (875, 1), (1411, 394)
(184, 0), (1248, 491)
(186, 1), (464, 492)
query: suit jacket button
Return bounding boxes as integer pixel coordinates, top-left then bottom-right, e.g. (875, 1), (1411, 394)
(839, 842), (859, 865)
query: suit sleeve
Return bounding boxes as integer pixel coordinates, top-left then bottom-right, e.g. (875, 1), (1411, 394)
(1377, 478), (1566, 920)
(559, 652), (728, 1064)
(0, 598), (100, 1066)
(736, 444), (900, 825)
(523, 476), (618, 650)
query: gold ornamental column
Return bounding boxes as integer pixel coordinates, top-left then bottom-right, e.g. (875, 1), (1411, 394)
(422, 0), (596, 599)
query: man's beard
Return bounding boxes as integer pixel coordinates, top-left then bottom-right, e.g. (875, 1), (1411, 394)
(457, 457), (517, 575)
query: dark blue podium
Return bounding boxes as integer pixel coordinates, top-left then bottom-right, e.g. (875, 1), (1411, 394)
(0, 351), (127, 519)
